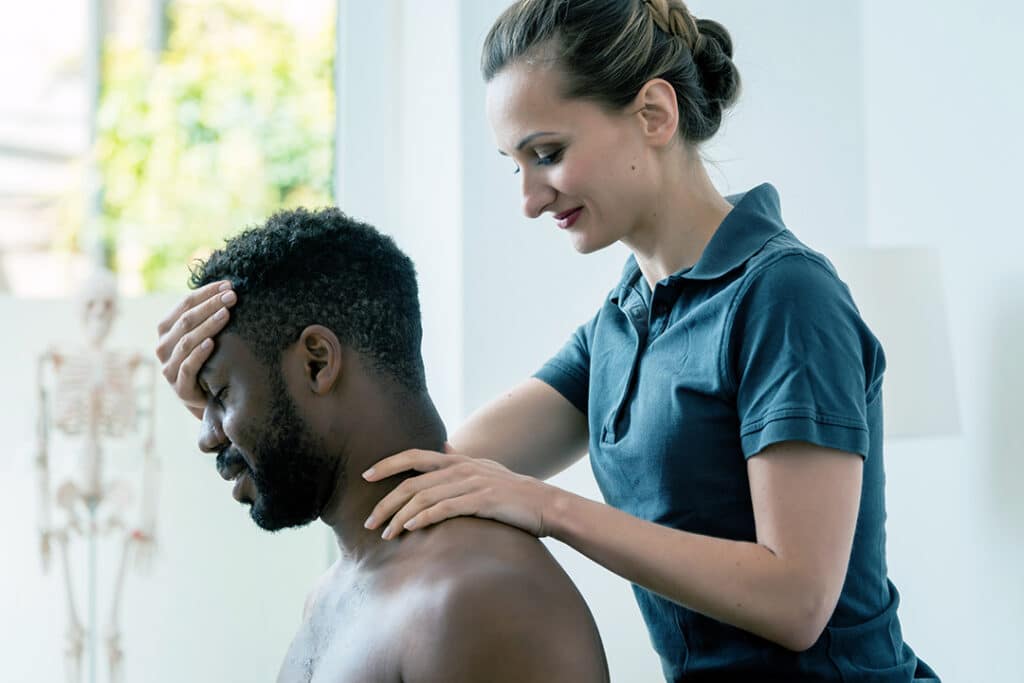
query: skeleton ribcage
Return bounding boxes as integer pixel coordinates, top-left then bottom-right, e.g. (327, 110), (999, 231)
(53, 353), (138, 437)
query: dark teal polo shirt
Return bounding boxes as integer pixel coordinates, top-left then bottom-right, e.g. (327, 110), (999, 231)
(535, 184), (939, 682)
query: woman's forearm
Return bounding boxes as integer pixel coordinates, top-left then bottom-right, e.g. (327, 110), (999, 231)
(449, 378), (589, 479)
(546, 489), (833, 651)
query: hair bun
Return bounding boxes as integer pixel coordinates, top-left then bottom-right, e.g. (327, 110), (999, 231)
(693, 18), (740, 110)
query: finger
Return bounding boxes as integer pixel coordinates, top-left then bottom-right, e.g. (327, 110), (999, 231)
(168, 288), (237, 352)
(174, 338), (217, 402)
(364, 467), (457, 529)
(156, 280), (232, 336)
(163, 304), (231, 378)
(399, 494), (486, 536)
(380, 479), (479, 540)
(442, 441), (456, 454)
(156, 286), (236, 362)
(362, 449), (453, 482)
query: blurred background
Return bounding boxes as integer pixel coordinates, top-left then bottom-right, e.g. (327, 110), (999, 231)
(1, 1), (1020, 681)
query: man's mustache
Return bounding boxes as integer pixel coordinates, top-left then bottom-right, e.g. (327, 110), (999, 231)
(215, 448), (252, 479)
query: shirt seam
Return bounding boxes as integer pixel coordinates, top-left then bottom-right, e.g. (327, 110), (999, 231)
(719, 247), (837, 394)
(541, 357), (589, 388)
(740, 409), (868, 437)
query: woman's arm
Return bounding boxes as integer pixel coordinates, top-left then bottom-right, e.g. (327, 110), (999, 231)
(550, 441), (862, 651)
(448, 377), (589, 479)
(365, 439), (862, 652)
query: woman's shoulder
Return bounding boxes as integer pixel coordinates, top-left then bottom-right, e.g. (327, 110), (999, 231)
(738, 234), (847, 302)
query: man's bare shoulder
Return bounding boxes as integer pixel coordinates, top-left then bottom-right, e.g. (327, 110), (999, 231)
(395, 517), (609, 683)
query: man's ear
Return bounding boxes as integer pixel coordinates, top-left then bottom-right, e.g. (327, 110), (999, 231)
(296, 325), (342, 395)
(632, 78), (680, 148)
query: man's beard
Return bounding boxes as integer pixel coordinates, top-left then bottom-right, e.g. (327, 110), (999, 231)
(221, 375), (338, 531)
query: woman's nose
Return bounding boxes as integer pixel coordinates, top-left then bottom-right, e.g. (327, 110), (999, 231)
(520, 170), (555, 219)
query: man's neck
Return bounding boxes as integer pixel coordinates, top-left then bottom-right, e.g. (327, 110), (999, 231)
(319, 391), (445, 565)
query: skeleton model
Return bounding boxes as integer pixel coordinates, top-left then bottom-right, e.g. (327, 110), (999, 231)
(36, 267), (159, 683)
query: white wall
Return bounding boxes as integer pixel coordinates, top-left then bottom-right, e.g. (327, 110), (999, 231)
(337, 0), (464, 426)
(0, 295), (329, 683)
(863, 2), (1024, 680)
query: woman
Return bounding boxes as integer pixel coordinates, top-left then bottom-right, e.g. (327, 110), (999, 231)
(158, 0), (938, 679)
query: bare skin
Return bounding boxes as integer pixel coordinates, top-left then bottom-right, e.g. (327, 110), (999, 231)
(161, 301), (608, 682)
(279, 518), (607, 683)
(156, 279), (237, 419)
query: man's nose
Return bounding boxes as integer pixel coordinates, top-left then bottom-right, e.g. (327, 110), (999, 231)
(521, 169), (555, 219)
(197, 409), (227, 454)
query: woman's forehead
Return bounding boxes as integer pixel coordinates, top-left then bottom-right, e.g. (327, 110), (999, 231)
(486, 64), (600, 148)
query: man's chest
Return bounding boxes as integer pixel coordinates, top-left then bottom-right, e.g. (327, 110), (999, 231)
(277, 583), (404, 683)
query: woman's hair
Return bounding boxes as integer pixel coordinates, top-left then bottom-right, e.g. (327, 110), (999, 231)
(481, 0), (740, 145)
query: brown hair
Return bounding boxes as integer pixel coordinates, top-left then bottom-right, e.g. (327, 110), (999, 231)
(481, 0), (740, 145)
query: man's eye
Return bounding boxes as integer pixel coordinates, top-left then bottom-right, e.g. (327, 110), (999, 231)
(214, 387), (229, 404)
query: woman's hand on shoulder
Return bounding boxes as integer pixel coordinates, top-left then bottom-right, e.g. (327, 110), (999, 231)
(362, 443), (559, 540)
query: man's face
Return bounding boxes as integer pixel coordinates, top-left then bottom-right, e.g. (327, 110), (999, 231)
(197, 333), (337, 531)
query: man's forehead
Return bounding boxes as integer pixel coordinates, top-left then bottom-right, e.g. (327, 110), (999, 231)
(200, 332), (247, 380)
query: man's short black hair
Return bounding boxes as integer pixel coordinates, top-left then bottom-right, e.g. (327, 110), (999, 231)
(191, 207), (426, 393)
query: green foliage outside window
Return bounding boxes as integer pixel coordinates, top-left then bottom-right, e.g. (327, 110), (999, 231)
(91, 0), (335, 291)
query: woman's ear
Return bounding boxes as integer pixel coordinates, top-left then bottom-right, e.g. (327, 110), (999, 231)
(633, 78), (680, 147)
(297, 325), (342, 395)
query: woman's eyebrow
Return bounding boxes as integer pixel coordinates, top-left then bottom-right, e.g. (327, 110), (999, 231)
(498, 131), (561, 156)
(516, 131), (559, 150)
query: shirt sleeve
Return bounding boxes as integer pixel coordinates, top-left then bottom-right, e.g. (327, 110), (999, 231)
(726, 252), (886, 459)
(533, 314), (597, 416)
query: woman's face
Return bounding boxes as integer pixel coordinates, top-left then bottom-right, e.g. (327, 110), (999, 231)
(485, 61), (656, 254)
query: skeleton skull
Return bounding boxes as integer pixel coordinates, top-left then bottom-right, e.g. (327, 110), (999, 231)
(78, 267), (118, 349)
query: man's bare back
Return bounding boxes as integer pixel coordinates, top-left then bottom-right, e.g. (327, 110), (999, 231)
(278, 517), (609, 683)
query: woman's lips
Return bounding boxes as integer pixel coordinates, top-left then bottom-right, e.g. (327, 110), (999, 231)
(554, 207), (583, 230)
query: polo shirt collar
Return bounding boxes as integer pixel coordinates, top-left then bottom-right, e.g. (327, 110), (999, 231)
(611, 183), (787, 304)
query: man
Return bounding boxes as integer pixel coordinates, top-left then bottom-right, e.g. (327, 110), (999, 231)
(166, 208), (609, 682)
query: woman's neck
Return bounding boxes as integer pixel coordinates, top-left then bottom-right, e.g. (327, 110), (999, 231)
(623, 154), (733, 288)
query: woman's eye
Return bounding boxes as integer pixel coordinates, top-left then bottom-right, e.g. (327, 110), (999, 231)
(536, 148), (564, 166)
(510, 147), (562, 175)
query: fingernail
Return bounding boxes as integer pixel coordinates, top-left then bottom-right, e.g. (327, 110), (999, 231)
(214, 308), (227, 320)
(220, 291), (237, 305)
(362, 468), (375, 480)
(201, 339), (213, 349)
(218, 282), (232, 292)
(403, 519), (417, 530)
(381, 526), (392, 540)
(363, 515), (375, 529)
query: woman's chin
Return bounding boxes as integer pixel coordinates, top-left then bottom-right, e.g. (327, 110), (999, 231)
(570, 232), (616, 256)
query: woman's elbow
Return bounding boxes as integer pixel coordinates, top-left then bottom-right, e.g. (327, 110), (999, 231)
(775, 590), (837, 652)
(777, 625), (825, 653)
